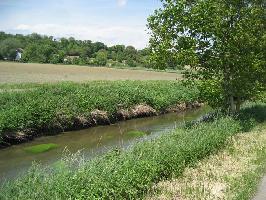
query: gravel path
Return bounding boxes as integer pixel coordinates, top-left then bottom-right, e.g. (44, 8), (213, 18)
(253, 176), (266, 200)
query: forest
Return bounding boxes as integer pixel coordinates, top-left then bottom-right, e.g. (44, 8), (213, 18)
(0, 31), (171, 69)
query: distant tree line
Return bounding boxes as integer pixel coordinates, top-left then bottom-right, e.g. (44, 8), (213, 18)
(0, 31), (181, 69)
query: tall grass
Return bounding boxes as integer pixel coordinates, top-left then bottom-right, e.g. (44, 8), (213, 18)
(1, 103), (265, 199)
(0, 81), (200, 140)
(0, 119), (240, 199)
(147, 123), (266, 200)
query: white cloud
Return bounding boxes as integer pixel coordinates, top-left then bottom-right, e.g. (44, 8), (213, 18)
(117, 0), (127, 7)
(14, 23), (148, 49)
(16, 24), (30, 30)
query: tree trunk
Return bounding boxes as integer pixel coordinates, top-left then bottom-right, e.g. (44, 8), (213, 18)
(229, 96), (236, 113)
(236, 97), (241, 112)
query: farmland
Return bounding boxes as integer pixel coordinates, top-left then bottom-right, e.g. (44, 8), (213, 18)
(0, 62), (181, 83)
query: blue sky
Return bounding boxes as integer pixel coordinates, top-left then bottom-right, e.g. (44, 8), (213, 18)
(0, 0), (162, 49)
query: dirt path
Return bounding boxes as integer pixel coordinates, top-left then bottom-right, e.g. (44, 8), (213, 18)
(253, 176), (266, 200)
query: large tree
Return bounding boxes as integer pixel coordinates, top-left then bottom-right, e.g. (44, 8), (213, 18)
(148, 0), (266, 112)
(94, 50), (108, 66)
(0, 38), (22, 60)
(23, 43), (56, 63)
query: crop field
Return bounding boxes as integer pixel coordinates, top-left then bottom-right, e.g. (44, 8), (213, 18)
(0, 62), (181, 83)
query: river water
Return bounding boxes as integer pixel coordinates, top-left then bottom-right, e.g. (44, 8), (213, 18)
(0, 107), (209, 182)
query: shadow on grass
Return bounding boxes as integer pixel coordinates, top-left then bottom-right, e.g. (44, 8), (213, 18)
(185, 103), (266, 132)
(237, 104), (266, 132)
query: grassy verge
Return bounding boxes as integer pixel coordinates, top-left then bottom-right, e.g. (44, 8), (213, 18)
(105, 65), (184, 74)
(1, 104), (265, 199)
(147, 124), (266, 200)
(0, 81), (200, 145)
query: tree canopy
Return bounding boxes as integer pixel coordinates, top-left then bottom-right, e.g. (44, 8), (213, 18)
(0, 38), (22, 60)
(0, 32), (152, 69)
(148, 0), (266, 112)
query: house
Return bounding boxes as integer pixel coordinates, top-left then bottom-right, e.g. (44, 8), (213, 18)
(64, 55), (80, 63)
(15, 48), (23, 61)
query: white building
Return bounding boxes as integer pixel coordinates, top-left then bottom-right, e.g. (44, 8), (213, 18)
(15, 49), (23, 61)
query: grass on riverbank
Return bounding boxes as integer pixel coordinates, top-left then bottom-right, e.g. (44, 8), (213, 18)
(147, 123), (266, 200)
(1, 103), (265, 200)
(0, 81), (200, 145)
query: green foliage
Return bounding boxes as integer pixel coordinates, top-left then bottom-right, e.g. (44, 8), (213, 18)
(94, 50), (108, 66)
(0, 38), (22, 60)
(50, 51), (65, 64)
(148, 0), (266, 111)
(23, 43), (55, 63)
(0, 32), (159, 69)
(24, 143), (59, 154)
(0, 115), (246, 199)
(197, 79), (224, 108)
(0, 81), (200, 138)
(1, 103), (265, 199)
(125, 58), (137, 67)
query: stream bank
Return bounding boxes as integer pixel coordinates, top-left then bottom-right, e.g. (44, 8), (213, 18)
(0, 106), (208, 182)
(0, 81), (201, 148)
(0, 102), (203, 148)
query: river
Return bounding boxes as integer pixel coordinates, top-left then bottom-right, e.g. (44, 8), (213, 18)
(0, 107), (209, 182)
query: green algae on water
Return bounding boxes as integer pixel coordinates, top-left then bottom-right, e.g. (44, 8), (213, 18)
(24, 143), (59, 154)
(126, 130), (146, 137)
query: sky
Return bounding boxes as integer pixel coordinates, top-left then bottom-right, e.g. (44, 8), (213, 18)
(0, 0), (162, 49)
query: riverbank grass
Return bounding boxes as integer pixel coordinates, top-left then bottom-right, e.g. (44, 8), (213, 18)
(0, 116), (242, 199)
(0, 104), (265, 199)
(0, 81), (200, 146)
(147, 123), (266, 200)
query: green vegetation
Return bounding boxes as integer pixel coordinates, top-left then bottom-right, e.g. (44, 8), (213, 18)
(0, 32), (173, 69)
(0, 38), (22, 60)
(126, 130), (146, 137)
(0, 1), (265, 199)
(0, 81), (200, 142)
(148, 123), (266, 200)
(24, 143), (59, 154)
(1, 103), (265, 199)
(148, 0), (266, 112)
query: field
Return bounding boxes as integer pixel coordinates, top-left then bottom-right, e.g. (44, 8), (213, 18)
(0, 62), (181, 83)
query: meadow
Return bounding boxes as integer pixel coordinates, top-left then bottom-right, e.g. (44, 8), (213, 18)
(0, 81), (200, 146)
(1, 103), (265, 199)
(0, 62), (181, 83)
